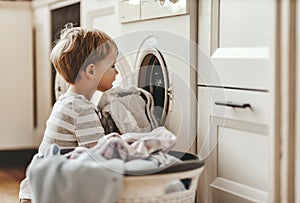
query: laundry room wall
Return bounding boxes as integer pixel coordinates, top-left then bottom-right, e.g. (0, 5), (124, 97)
(0, 1), (39, 149)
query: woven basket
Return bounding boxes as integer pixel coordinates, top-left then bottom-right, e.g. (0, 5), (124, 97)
(59, 149), (204, 203)
(116, 167), (204, 203)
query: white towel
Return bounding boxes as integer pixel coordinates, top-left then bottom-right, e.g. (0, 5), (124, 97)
(28, 144), (124, 203)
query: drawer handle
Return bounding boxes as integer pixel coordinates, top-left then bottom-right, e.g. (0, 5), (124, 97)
(215, 101), (251, 109)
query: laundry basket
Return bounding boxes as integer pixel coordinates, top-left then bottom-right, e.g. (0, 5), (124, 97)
(116, 151), (205, 203)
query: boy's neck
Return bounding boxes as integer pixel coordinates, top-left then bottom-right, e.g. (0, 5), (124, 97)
(69, 85), (94, 101)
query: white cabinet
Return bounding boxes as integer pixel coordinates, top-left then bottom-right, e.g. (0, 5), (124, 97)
(0, 2), (39, 149)
(197, 0), (276, 202)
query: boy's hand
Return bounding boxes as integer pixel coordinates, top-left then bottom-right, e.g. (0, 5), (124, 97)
(87, 141), (98, 148)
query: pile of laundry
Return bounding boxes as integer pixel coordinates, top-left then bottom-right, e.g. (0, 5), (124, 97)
(28, 127), (182, 203)
(27, 87), (187, 203)
(69, 126), (180, 171)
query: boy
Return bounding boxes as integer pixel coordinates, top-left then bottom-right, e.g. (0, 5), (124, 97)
(19, 24), (119, 202)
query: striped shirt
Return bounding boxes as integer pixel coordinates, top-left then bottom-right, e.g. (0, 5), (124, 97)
(39, 92), (104, 155)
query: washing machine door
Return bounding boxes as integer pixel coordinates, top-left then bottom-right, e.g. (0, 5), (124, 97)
(55, 72), (70, 101)
(136, 47), (172, 126)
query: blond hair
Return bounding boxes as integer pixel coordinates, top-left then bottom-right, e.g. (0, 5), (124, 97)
(50, 25), (118, 84)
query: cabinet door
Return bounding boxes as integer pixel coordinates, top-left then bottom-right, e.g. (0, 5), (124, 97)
(198, 0), (276, 90)
(0, 2), (35, 149)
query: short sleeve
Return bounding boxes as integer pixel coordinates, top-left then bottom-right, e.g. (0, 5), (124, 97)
(75, 107), (105, 146)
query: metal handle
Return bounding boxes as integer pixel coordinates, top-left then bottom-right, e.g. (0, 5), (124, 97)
(215, 101), (251, 109)
(167, 72), (173, 112)
(167, 87), (173, 112)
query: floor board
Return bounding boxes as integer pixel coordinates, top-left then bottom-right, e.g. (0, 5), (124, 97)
(0, 149), (36, 203)
(0, 167), (26, 203)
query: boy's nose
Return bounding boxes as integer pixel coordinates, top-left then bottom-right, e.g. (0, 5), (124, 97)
(115, 68), (119, 75)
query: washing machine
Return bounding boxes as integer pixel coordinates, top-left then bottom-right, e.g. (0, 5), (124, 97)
(115, 0), (198, 153)
(78, 0), (198, 153)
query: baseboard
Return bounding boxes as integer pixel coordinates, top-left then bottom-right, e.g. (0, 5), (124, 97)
(0, 149), (38, 168)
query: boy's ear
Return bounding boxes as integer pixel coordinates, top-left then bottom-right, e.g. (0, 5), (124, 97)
(85, 64), (95, 79)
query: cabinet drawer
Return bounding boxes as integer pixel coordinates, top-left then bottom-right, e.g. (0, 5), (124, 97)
(199, 87), (269, 125)
(198, 87), (270, 202)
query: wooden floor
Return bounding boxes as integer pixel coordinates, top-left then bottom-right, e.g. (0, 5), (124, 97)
(0, 167), (26, 203)
(0, 149), (37, 203)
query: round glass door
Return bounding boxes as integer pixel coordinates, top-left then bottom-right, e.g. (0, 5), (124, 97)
(137, 49), (169, 126)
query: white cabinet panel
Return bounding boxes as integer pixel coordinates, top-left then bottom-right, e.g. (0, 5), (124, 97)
(210, 117), (269, 203)
(197, 0), (276, 90)
(218, 127), (269, 191)
(219, 0), (272, 47)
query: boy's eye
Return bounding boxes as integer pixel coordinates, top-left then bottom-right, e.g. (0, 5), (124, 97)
(111, 65), (116, 69)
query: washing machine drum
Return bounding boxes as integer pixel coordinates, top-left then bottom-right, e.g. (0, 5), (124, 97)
(137, 48), (171, 127)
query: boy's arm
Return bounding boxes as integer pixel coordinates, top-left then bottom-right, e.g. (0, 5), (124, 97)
(75, 107), (105, 147)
